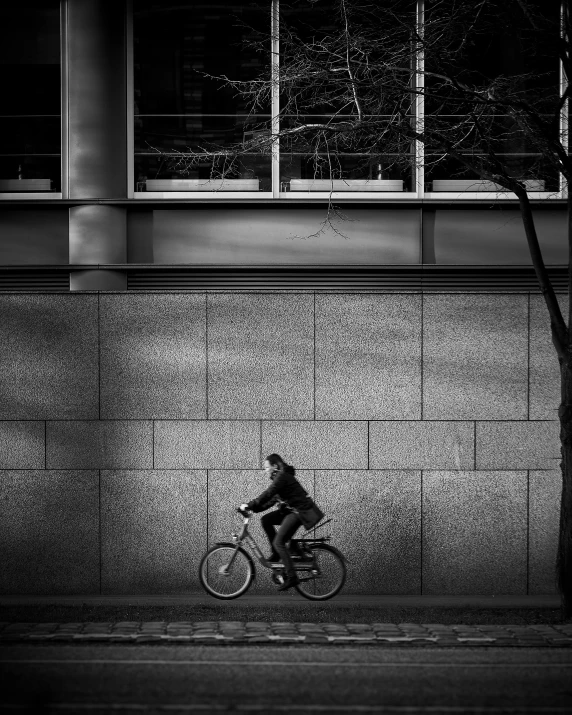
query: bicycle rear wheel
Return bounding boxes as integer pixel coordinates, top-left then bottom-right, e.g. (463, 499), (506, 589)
(199, 543), (254, 599)
(294, 543), (346, 600)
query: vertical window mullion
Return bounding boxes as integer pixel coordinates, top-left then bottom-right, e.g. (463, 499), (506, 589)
(560, 0), (568, 197)
(126, 0), (134, 198)
(415, 0), (425, 198)
(61, 0), (69, 199)
(272, 0), (280, 197)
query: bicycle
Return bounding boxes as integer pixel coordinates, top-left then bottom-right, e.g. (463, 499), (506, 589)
(198, 507), (347, 600)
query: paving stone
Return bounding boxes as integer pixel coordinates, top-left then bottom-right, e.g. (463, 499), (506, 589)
(135, 635), (163, 642)
(1, 620), (570, 647)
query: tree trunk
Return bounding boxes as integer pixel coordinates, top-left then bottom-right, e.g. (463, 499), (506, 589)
(558, 361), (572, 619)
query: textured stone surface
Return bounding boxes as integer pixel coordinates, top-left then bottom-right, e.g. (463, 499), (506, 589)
(529, 470), (561, 594)
(100, 294), (206, 419)
(476, 421), (559, 470)
(207, 294), (314, 419)
(423, 471), (527, 594)
(315, 470), (421, 594)
(0, 421), (45, 469)
(0, 295), (98, 419)
(208, 469), (316, 594)
(0, 470), (99, 593)
(262, 421), (368, 469)
(315, 295), (421, 419)
(370, 421), (474, 470)
(154, 420), (260, 469)
(46, 421), (153, 469)
(530, 295), (567, 420)
(101, 470), (207, 593)
(423, 295), (528, 419)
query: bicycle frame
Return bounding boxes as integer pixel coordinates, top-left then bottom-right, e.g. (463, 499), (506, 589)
(219, 513), (334, 577)
(200, 511), (347, 600)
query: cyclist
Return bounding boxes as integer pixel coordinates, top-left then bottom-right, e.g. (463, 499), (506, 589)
(240, 453), (324, 591)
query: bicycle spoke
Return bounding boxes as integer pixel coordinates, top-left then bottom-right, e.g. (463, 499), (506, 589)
(199, 545), (254, 599)
(294, 544), (346, 600)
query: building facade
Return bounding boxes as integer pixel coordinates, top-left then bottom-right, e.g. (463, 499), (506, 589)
(0, 0), (565, 595)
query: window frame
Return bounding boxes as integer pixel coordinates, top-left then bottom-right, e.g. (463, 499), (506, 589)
(0, 0), (65, 201)
(128, 0), (567, 202)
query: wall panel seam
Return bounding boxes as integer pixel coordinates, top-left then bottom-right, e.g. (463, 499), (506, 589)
(313, 292), (316, 421)
(99, 469), (102, 596)
(205, 292), (209, 420)
(420, 469), (423, 595)
(98, 293), (101, 420)
(526, 469), (530, 596)
(421, 292), (424, 421)
(527, 293), (531, 421)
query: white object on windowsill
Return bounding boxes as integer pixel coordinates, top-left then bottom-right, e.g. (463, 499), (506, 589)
(0, 179), (52, 192)
(289, 179), (404, 192)
(431, 179), (546, 192)
(145, 179), (260, 192)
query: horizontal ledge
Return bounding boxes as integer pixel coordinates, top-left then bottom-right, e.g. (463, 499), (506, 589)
(0, 264), (566, 270)
(0, 197), (567, 207)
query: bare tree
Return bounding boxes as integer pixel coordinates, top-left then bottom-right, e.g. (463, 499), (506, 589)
(161, 0), (572, 616)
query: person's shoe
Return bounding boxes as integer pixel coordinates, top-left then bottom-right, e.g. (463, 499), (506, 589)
(277, 575), (300, 591)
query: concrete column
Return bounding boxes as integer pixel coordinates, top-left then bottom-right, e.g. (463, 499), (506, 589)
(67, 0), (128, 290)
(69, 205), (127, 290)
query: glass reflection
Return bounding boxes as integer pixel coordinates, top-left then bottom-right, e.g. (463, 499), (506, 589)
(424, 0), (560, 193)
(278, 1), (416, 191)
(134, 1), (271, 191)
(0, 1), (61, 193)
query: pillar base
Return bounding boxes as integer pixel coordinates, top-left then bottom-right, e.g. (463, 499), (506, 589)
(70, 269), (126, 291)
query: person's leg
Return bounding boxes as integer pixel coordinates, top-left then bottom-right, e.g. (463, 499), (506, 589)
(273, 513), (302, 583)
(261, 510), (283, 560)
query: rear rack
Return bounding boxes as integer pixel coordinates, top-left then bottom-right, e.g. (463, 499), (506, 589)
(313, 518), (332, 532)
(297, 536), (331, 542)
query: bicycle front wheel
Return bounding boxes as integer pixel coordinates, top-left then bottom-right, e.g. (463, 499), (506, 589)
(295, 543), (346, 601)
(199, 544), (254, 599)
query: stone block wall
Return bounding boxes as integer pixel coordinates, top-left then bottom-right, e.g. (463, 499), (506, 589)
(0, 292), (562, 595)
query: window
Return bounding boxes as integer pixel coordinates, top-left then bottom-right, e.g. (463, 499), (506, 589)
(134, 1), (271, 193)
(132, 1), (565, 198)
(424, 0), (561, 193)
(0, 1), (61, 195)
(279, 1), (416, 193)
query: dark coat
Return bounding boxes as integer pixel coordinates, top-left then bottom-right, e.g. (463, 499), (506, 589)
(247, 464), (324, 530)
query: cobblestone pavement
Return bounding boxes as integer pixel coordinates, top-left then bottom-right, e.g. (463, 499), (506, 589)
(1, 621), (571, 646)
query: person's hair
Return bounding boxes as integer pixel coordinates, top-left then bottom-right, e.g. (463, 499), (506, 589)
(265, 453), (286, 473)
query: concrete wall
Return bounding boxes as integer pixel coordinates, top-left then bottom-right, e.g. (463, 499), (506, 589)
(0, 291), (562, 595)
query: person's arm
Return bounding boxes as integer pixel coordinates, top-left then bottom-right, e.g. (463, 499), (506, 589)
(247, 472), (288, 512)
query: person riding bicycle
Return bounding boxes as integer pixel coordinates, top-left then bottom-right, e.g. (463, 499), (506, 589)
(240, 453), (324, 591)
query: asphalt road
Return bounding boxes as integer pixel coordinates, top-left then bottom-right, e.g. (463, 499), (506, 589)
(0, 644), (571, 714)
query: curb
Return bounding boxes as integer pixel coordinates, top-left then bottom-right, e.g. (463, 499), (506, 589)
(0, 595), (561, 607)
